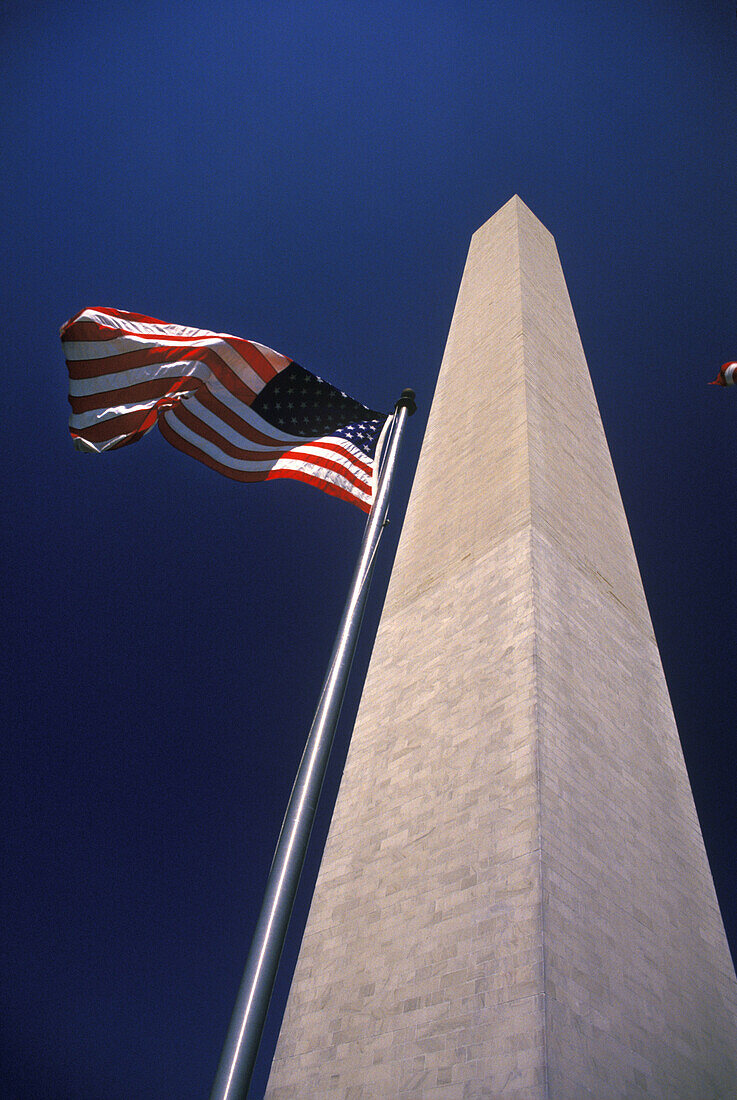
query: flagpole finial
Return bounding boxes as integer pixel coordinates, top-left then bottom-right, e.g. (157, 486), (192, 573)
(396, 388), (417, 415)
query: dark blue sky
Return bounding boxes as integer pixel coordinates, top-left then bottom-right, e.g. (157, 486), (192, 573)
(2, 2), (735, 1097)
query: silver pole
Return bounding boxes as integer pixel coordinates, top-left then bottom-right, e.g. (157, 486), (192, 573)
(209, 388), (417, 1100)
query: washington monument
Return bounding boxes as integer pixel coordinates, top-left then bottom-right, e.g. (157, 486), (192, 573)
(264, 197), (737, 1098)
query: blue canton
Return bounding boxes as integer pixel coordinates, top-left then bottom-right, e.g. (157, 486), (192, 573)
(252, 362), (386, 456)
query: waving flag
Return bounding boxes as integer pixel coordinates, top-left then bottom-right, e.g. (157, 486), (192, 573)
(710, 361), (737, 387)
(61, 307), (388, 512)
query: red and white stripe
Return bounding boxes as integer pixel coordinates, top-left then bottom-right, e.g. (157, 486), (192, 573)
(711, 361), (737, 387)
(61, 307), (380, 512)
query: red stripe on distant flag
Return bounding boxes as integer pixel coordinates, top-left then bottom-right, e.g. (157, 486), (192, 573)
(710, 361), (737, 386)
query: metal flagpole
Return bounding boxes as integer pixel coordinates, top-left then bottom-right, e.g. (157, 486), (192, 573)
(209, 388), (417, 1100)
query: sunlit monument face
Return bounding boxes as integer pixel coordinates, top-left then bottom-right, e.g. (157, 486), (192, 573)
(265, 197), (737, 1098)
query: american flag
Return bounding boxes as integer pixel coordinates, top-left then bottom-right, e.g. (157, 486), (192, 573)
(711, 361), (737, 387)
(61, 307), (388, 512)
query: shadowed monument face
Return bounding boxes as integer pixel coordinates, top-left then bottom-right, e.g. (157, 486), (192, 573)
(264, 196), (737, 1099)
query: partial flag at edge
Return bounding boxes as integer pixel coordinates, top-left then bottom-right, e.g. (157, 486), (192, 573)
(710, 362), (737, 387)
